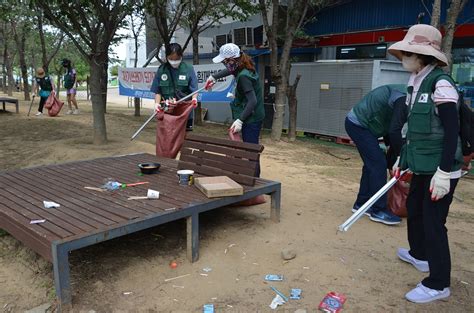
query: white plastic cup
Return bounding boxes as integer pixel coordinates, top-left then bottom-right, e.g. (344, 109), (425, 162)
(177, 170), (194, 186)
(147, 189), (160, 199)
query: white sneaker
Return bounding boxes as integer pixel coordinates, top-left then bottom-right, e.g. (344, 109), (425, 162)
(397, 248), (429, 272)
(405, 283), (450, 303)
(35, 112), (43, 116)
(72, 109), (80, 115)
(66, 109), (73, 115)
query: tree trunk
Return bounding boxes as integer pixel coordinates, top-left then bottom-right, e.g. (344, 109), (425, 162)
(19, 33), (31, 101)
(191, 30), (203, 126)
(89, 57), (108, 144)
(134, 97), (141, 116)
(288, 74), (301, 142)
(431, 0), (442, 28)
(2, 47), (7, 94)
(133, 33), (141, 117)
(86, 76), (90, 100)
(5, 46), (14, 96)
(441, 0), (468, 73)
(38, 12), (49, 71)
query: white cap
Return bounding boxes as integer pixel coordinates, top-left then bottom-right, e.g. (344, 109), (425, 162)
(212, 43), (241, 63)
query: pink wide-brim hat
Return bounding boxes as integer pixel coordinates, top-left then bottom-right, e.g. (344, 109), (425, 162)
(388, 24), (448, 66)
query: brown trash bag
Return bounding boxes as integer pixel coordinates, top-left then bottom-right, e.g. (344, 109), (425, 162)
(156, 101), (194, 159)
(387, 172), (412, 217)
(228, 129), (267, 206)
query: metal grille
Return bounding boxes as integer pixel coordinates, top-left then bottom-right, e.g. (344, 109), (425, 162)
(233, 28), (246, 46)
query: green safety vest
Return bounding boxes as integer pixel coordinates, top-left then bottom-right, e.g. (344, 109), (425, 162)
(156, 62), (192, 100)
(35, 76), (53, 91)
(400, 68), (463, 175)
(231, 69), (265, 123)
(353, 84), (406, 137)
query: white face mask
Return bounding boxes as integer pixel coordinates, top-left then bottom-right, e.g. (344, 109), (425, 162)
(402, 55), (421, 73)
(168, 58), (182, 69)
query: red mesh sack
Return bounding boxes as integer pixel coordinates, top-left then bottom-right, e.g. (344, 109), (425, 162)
(156, 101), (194, 159)
(47, 94), (64, 117)
(387, 172), (412, 217)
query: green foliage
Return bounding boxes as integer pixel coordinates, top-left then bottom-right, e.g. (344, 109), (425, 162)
(110, 64), (119, 77)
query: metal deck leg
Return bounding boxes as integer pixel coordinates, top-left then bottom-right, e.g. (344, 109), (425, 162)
(270, 185), (281, 222)
(186, 213), (199, 262)
(52, 243), (72, 306)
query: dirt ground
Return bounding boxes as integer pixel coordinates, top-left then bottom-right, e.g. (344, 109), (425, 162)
(1, 94), (473, 313)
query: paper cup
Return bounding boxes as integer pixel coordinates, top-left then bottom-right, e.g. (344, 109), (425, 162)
(177, 170), (194, 186)
(147, 189), (160, 199)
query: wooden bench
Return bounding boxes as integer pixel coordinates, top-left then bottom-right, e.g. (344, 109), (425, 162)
(178, 134), (263, 186)
(0, 96), (19, 113)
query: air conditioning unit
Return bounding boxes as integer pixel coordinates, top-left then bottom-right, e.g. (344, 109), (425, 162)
(233, 27), (254, 46)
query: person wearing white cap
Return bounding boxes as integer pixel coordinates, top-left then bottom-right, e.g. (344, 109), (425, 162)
(389, 24), (464, 304)
(205, 43), (265, 176)
(32, 68), (54, 116)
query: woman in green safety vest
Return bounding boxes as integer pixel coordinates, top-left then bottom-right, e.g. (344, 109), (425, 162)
(32, 67), (54, 116)
(150, 43), (198, 131)
(345, 84), (407, 226)
(205, 43), (265, 177)
(388, 24), (463, 304)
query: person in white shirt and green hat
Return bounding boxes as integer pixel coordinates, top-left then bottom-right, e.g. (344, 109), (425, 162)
(389, 23), (463, 304)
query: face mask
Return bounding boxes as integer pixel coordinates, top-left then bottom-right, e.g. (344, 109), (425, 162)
(168, 58), (182, 69)
(402, 55), (421, 73)
(224, 59), (240, 73)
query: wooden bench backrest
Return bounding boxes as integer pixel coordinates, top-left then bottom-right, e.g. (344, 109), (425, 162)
(178, 134), (264, 186)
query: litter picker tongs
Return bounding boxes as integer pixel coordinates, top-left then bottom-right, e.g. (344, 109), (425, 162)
(338, 169), (409, 232)
(130, 85), (206, 141)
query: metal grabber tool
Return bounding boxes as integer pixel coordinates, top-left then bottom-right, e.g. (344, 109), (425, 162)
(27, 95), (36, 116)
(338, 169), (409, 232)
(130, 86), (207, 141)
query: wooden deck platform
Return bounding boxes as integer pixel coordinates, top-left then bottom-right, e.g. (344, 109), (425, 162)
(0, 153), (281, 306)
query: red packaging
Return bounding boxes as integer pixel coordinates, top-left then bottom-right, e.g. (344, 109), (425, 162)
(318, 292), (346, 313)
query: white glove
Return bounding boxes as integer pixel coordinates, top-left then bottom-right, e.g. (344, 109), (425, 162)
(230, 119), (243, 133)
(430, 167), (451, 201)
(204, 76), (216, 90)
(155, 102), (163, 113)
(392, 156), (400, 178)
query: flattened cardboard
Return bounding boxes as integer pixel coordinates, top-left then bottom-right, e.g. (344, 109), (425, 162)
(194, 176), (243, 198)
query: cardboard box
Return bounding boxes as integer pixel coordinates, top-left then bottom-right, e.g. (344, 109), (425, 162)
(194, 176), (244, 198)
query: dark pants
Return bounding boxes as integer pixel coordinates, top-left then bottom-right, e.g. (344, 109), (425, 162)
(242, 120), (262, 177)
(186, 109), (194, 130)
(38, 96), (48, 113)
(344, 117), (387, 213)
(407, 174), (458, 290)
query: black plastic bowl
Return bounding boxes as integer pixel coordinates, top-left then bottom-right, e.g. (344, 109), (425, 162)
(138, 163), (161, 174)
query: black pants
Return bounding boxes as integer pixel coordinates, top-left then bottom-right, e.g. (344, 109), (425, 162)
(38, 96), (48, 113)
(407, 174), (458, 290)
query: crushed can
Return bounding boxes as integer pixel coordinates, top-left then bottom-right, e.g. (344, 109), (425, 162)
(318, 292), (346, 313)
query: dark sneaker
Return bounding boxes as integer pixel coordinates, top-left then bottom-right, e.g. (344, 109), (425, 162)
(351, 205), (373, 216)
(397, 248), (429, 272)
(369, 209), (402, 225)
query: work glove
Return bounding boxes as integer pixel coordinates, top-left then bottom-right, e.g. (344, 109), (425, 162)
(204, 76), (216, 90)
(191, 98), (198, 108)
(230, 119), (243, 133)
(392, 156), (401, 178)
(462, 154), (472, 171)
(430, 167), (451, 201)
(155, 102), (163, 113)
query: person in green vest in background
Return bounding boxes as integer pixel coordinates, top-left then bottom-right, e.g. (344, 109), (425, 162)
(389, 24), (463, 304)
(205, 43), (265, 177)
(150, 43), (198, 131)
(32, 67), (54, 116)
(62, 58), (79, 115)
(345, 84), (407, 225)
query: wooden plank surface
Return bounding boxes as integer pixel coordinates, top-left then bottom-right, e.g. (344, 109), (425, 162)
(0, 153), (270, 263)
(185, 134), (264, 152)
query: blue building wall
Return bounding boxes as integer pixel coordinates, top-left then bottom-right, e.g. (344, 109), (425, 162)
(306, 0), (474, 36)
